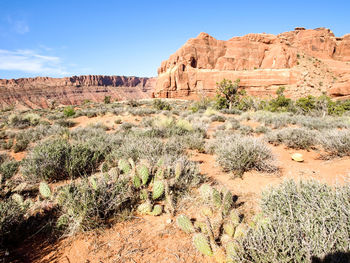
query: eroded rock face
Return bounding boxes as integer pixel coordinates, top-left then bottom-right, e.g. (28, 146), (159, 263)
(156, 28), (350, 99)
(0, 75), (156, 109)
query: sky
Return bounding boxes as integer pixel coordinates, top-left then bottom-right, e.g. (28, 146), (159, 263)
(0, 0), (349, 79)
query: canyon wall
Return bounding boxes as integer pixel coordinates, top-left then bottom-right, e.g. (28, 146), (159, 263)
(155, 27), (350, 99)
(0, 75), (156, 109)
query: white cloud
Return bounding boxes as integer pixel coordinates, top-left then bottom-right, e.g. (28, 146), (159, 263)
(0, 49), (69, 75)
(6, 16), (29, 34)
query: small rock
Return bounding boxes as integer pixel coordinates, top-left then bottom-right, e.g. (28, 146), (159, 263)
(291, 153), (304, 162)
(166, 218), (173, 224)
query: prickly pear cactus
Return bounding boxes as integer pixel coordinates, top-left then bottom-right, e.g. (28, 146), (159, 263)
(193, 233), (213, 256)
(89, 177), (98, 190)
(174, 161), (182, 180)
(222, 190), (233, 216)
(155, 167), (164, 180)
(152, 180), (164, 199)
(12, 193), (24, 205)
(39, 182), (52, 199)
(230, 210), (240, 226)
(223, 222), (236, 237)
(118, 159), (131, 174)
(140, 189), (148, 200)
(176, 214), (195, 234)
(201, 206), (213, 217)
(133, 174), (142, 188)
(128, 158), (135, 169)
(137, 164), (149, 185)
(137, 201), (152, 215)
(199, 184), (213, 201)
(212, 188), (222, 208)
(233, 224), (247, 239)
(149, 204), (162, 216)
(194, 221), (208, 234)
(226, 241), (238, 262)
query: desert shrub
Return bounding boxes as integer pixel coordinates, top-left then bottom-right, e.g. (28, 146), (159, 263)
(127, 99), (139, 107)
(190, 97), (211, 113)
(13, 138), (29, 153)
(104, 95), (111, 104)
(8, 114), (31, 129)
(238, 125), (254, 135)
(265, 86), (295, 112)
(209, 135), (276, 177)
(319, 130), (350, 157)
(219, 108), (243, 115)
(265, 127), (318, 149)
(244, 111), (294, 128)
(0, 160), (20, 183)
(0, 139), (13, 150)
(294, 115), (349, 130)
(210, 115), (226, 122)
(153, 99), (171, 110)
(235, 180), (350, 263)
(55, 119), (76, 128)
(56, 176), (133, 234)
(63, 106), (75, 117)
(173, 132), (206, 152)
(129, 107), (156, 116)
(224, 118), (241, 130)
(107, 133), (185, 167)
(255, 125), (271, 134)
(119, 122), (136, 131)
(0, 198), (28, 247)
(22, 139), (105, 182)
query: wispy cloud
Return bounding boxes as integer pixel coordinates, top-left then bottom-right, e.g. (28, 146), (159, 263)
(6, 16), (29, 34)
(0, 49), (69, 76)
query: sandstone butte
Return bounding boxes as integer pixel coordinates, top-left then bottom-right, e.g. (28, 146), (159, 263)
(155, 27), (350, 100)
(0, 75), (156, 109)
(1, 27), (350, 109)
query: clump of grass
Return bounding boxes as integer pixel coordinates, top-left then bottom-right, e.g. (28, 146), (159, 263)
(234, 180), (350, 263)
(153, 99), (171, 110)
(265, 127), (318, 150)
(209, 135), (276, 177)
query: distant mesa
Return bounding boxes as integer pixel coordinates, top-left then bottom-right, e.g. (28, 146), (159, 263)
(155, 27), (350, 100)
(0, 75), (156, 109)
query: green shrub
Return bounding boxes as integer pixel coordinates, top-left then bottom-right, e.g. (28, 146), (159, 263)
(265, 87), (294, 112)
(209, 135), (276, 177)
(104, 95), (111, 104)
(153, 99), (171, 110)
(190, 97), (211, 113)
(265, 127), (318, 150)
(55, 119), (76, 128)
(63, 106), (75, 117)
(0, 198), (28, 247)
(0, 160), (20, 183)
(235, 180), (350, 263)
(13, 138), (29, 153)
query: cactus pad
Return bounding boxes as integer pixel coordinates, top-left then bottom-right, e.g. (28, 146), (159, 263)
(152, 180), (164, 199)
(118, 159), (131, 174)
(174, 161), (182, 180)
(193, 233), (213, 256)
(137, 164), (149, 185)
(39, 182), (52, 198)
(223, 222), (236, 237)
(234, 224), (247, 239)
(149, 204), (162, 216)
(212, 188), (222, 208)
(12, 193), (24, 205)
(222, 190), (233, 216)
(133, 174), (142, 188)
(137, 201), (152, 215)
(176, 214), (195, 234)
(199, 184), (213, 201)
(230, 210), (240, 226)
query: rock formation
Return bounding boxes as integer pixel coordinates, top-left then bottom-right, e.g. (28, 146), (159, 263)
(0, 75), (156, 109)
(155, 27), (350, 99)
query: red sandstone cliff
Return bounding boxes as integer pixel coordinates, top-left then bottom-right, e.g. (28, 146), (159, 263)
(155, 27), (350, 99)
(0, 75), (156, 109)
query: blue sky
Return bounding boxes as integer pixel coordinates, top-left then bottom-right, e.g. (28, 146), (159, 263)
(0, 0), (349, 79)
